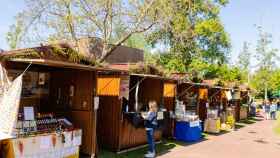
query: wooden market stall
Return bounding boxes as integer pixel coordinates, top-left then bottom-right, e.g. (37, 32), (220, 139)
(177, 82), (209, 121)
(208, 87), (223, 110)
(197, 84), (209, 121)
(162, 79), (177, 138)
(0, 54), (122, 158)
(240, 88), (250, 120)
(203, 86), (224, 133)
(232, 88), (241, 121)
(172, 82), (208, 142)
(96, 73), (174, 152)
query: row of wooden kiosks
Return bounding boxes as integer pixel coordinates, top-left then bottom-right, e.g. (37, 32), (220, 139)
(0, 58), (249, 157)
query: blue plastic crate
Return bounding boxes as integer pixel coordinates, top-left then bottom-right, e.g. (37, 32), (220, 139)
(174, 121), (202, 142)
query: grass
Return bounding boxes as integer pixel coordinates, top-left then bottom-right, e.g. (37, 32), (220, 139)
(98, 136), (210, 158)
(234, 117), (258, 130)
(238, 118), (257, 124)
(273, 111), (280, 135)
(98, 140), (180, 158)
(97, 118), (261, 158)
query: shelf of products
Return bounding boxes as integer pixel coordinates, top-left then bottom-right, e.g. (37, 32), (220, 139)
(204, 109), (221, 133)
(16, 112), (74, 137)
(174, 100), (202, 142)
(2, 129), (81, 158)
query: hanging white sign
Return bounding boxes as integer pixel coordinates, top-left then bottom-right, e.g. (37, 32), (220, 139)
(0, 74), (23, 140)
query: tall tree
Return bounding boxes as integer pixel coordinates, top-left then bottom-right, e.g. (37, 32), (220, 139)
(237, 42), (251, 71)
(237, 41), (251, 83)
(148, 0), (231, 72)
(7, 0), (160, 62)
(6, 17), (24, 49)
(253, 26), (278, 100)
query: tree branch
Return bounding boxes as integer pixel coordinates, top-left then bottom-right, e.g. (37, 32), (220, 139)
(98, 0), (157, 62)
(79, 0), (103, 32)
(99, 22), (156, 62)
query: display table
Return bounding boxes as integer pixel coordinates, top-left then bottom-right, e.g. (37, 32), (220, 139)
(204, 118), (221, 133)
(0, 129), (82, 158)
(174, 121), (202, 142)
(240, 107), (248, 120)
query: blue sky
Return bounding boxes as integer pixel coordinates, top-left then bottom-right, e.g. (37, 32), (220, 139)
(0, 0), (24, 50)
(0, 0), (279, 64)
(220, 0), (280, 64)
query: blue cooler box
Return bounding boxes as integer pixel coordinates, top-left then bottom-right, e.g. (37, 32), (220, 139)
(174, 121), (202, 142)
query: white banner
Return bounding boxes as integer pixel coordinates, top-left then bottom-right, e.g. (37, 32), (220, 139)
(0, 64), (10, 99)
(0, 64), (23, 140)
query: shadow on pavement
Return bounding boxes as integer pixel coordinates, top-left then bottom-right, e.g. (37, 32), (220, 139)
(95, 137), (209, 158)
(254, 138), (269, 144)
(235, 123), (246, 130)
(204, 130), (231, 136)
(157, 138), (209, 156)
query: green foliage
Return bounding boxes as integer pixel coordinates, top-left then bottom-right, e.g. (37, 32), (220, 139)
(187, 57), (243, 84)
(270, 69), (280, 93)
(148, 0), (231, 73)
(158, 52), (187, 73)
(250, 26), (279, 99)
(6, 16), (24, 49)
(237, 42), (251, 71)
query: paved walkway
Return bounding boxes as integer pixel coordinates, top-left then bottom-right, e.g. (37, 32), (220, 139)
(158, 118), (280, 158)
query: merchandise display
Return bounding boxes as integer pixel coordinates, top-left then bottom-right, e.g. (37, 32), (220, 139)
(16, 112), (74, 137)
(204, 108), (221, 133)
(207, 109), (219, 119)
(1, 129), (82, 158)
(204, 118), (221, 133)
(226, 108), (235, 129)
(0, 67), (83, 158)
(240, 106), (248, 120)
(174, 100), (202, 142)
(175, 100), (199, 122)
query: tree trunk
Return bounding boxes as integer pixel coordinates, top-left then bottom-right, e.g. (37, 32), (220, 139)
(265, 82), (268, 101)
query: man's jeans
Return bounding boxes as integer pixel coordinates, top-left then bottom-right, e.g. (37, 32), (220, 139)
(146, 129), (155, 153)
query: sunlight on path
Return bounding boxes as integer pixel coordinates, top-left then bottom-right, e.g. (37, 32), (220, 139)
(158, 117), (280, 158)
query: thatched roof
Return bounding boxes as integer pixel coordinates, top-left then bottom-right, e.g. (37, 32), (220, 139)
(0, 43), (96, 65)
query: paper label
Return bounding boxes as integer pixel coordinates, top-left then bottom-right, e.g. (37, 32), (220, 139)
(119, 76), (130, 100)
(24, 106), (35, 121)
(94, 97), (99, 110)
(73, 130), (82, 146)
(63, 132), (73, 147)
(190, 121), (200, 127)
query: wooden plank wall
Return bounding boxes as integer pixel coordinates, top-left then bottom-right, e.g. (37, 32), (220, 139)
(97, 96), (122, 151)
(198, 99), (208, 121)
(162, 97), (175, 138)
(208, 88), (222, 108)
(234, 100), (241, 121)
(119, 118), (162, 150)
(118, 76), (163, 150)
(129, 76), (163, 111)
(97, 75), (165, 152)
(49, 69), (97, 156)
